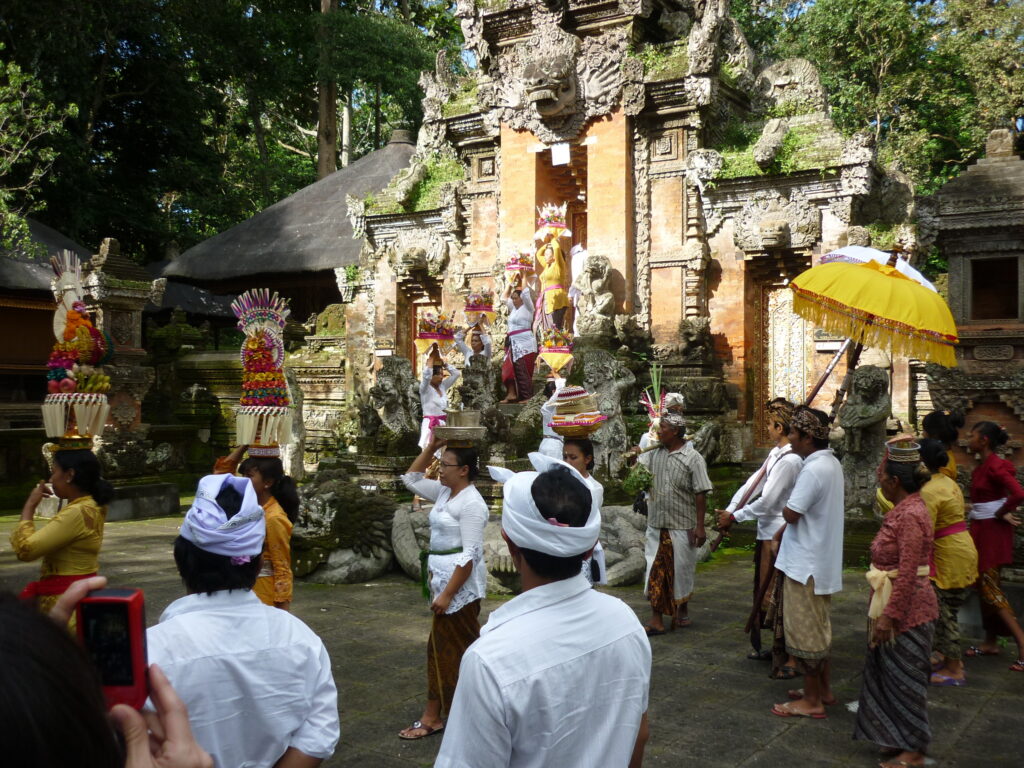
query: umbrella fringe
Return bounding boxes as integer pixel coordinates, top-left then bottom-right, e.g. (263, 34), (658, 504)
(792, 291), (958, 368)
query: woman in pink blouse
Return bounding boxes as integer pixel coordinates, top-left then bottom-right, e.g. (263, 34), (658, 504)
(853, 440), (938, 768)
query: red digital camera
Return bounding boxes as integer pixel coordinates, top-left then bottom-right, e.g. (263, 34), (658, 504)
(76, 588), (148, 709)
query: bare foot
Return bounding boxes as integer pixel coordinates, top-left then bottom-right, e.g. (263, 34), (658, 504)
(879, 750), (925, 768)
(786, 688), (837, 706)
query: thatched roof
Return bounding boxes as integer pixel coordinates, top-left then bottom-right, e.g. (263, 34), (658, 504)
(144, 261), (236, 317)
(0, 218), (92, 292)
(164, 131), (416, 282)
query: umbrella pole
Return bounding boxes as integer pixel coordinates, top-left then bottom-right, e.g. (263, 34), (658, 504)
(827, 341), (866, 423)
(803, 339), (852, 406)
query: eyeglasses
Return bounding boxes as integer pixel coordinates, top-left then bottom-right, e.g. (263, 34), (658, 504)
(438, 461), (462, 468)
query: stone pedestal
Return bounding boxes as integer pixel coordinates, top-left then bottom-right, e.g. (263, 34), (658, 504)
(106, 483), (181, 521)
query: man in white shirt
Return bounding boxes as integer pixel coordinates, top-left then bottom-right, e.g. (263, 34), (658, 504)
(770, 406), (845, 720)
(716, 398), (802, 662)
(148, 473), (340, 768)
(435, 454), (652, 768)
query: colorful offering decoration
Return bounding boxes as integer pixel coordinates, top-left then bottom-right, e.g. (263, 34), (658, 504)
(415, 310), (456, 356)
(639, 362), (666, 426)
(231, 289), (292, 456)
(464, 289), (496, 326)
(534, 201), (571, 241)
(538, 327), (574, 374)
(548, 385), (607, 437)
(505, 250), (535, 272)
(41, 252), (112, 447)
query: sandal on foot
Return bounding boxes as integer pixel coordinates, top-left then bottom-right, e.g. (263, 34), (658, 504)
(930, 672), (967, 686)
(771, 664), (797, 680)
(674, 617), (692, 628)
(785, 688), (838, 706)
(644, 625), (666, 637)
(1009, 659), (1024, 672)
(770, 701), (827, 719)
(398, 720), (444, 740)
(964, 645), (999, 657)
(748, 649), (772, 661)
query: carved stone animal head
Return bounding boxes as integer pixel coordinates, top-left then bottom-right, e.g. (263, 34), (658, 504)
(523, 53), (577, 118)
(851, 365), (888, 403)
(583, 253), (610, 284)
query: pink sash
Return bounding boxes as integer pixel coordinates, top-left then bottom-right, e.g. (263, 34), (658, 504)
(424, 414), (446, 443)
(535, 284), (564, 313)
(929, 520), (969, 578)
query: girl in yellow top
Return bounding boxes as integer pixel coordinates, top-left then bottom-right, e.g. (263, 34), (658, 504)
(535, 239), (570, 329)
(215, 446), (299, 610)
(919, 438), (978, 686)
(11, 449), (114, 618)
(876, 410), (963, 515)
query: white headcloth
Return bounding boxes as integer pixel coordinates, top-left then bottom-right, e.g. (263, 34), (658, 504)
(180, 473), (265, 560)
(664, 392), (685, 410)
(499, 452), (601, 557)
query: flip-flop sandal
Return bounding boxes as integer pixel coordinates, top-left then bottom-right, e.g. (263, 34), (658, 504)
(398, 720), (445, 740)
(771, 664), (798, 680)
(770, 702), (827, 719)
(1009, 659), (1024, 672)
(930, 673), (967, 686)
(644, 625), (666, 637)
(964, 645), (1000, 657)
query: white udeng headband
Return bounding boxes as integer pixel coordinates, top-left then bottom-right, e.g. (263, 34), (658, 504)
(180, 474), (265, 558)
(499, 452), (601, 557)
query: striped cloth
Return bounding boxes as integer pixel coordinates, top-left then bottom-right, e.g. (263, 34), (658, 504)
(853, 621), (934, 753)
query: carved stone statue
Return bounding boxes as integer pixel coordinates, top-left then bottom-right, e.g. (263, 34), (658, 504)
(458, 355), (497, 412)
(573, 253), (616, 339)
(578, 348), (636, 475)
(838, 364), (891, 514)
(368, 356), (420, 437)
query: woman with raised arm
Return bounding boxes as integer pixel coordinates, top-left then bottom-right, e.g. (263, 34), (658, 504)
(500, 273), (537, 403)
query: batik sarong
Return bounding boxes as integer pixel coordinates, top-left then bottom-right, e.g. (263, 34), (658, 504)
(978, 566), (1013, 637)
(853, 621), (934, 754)
(426, 598), (481, 716)
(783, 575), (831, 674)
(644, 527), (694, 615)
(932, 584), (970, 661)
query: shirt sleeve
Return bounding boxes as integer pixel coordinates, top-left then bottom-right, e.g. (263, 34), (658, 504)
(520, 286), (533, 312)
(288, 640), (340, 759)
(264, 514), (293, 604)
(727, 460), (766, 516)
(453, 498), (487, 568)
(883, 507), (928, 626)
(784, 465), (819, 516)
(433, 652), (511, 768)
(736, 455), (802, 524)
(995, 460), (1024, 516)
(401, 472), (443, 502)
(455, 339), (472, 359)
(442, 365), (460, 391)
(687, 452), (714, 495)
(9, 506), (87, 562)
(481, 334), (493, 359)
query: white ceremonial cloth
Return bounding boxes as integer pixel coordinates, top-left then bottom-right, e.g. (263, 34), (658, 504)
(147, 590), (339, 768)
(726, 445), (803, 540)
(538, 380), (564, 454)
(506, 286), (538, 361)
(434, 573), (651, 768)
(180, 473), (265, 558)
(775, 448), (845, 595)
(401, 473), (488, 613)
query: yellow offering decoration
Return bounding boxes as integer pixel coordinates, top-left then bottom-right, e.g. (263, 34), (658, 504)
(464, 289), (496, 326)
(415, 310), (456, 356)
(538, 327), (574, 374)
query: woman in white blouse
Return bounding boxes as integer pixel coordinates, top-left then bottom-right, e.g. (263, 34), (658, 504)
(500, 272), (538, 403)
(399, 435), (488, 740)
(418, 346), (460, 451)
(454, 325), (492, 362)
(563, 437), (607, 585)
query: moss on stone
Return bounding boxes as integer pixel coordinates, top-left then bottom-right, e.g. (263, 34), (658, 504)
(629, 42), (689, 83)
(365, 152), (466, 215)
(715, 121), (843, 180)
(441, 78), (480, 118)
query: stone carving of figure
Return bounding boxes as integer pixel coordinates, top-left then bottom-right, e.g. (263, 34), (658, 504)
(368, 356), (420, 436)
(579, 348), (636, 476)
(572, 253), (616, 339)
(838, 364), (891, 514)
(458, 355), (497, 412)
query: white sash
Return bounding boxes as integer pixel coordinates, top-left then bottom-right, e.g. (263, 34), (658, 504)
(969, 498), (1005, 521)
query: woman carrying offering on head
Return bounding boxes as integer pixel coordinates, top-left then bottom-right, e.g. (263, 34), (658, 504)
(918, 439), (977, 686)
(500, 273), (538, 403)
(399, 436), (488, 740)
(419, 343), (460, 451)
(11, 449), (114, 620)
(455, 324), (492, 362)
(214, 447), (299, 610)
(563, 437), (607, 585)
(964, 421), (1024, 670)
(535, 239), (570, 330)
(853, 440), (938, 768)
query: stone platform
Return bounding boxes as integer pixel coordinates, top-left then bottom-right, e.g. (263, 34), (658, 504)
(1, 514), (1021, 767)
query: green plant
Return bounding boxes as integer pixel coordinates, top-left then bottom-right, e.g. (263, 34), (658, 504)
(627, 42), (688, 82)
(343, 264), (360, 283)
(622, 463), (653, 496)
(718, 62), (740, 89)
(441, 78), (480, 118)
(865, 222), (900, 250)
(404, 153), (465, 211)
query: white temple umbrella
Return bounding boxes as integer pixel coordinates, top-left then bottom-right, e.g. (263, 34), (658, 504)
(820, 245), (936, 292)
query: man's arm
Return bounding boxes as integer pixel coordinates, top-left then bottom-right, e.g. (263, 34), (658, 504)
(628, 712), (649, 768)
(782, 506), (801, 524)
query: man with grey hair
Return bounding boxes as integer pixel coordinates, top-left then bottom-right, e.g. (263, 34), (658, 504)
(642, 411), (714, 635)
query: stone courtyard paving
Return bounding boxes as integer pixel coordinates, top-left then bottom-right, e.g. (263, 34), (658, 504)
(2, 513), (1021, 768)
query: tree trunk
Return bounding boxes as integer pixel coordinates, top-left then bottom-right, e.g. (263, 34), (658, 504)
(247, 90), (271, 202)
(340, 88), (352, 168)
(374, 83), (381, 151)
(316, 0), (338, 179)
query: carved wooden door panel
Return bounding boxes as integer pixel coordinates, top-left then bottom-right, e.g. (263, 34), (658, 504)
(755, 284), (808, 443)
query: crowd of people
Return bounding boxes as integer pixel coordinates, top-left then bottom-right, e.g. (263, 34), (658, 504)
(5, 399), (1024, 767)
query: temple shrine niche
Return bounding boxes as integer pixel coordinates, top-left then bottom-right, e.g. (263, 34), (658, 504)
(343, 0), (921, 462)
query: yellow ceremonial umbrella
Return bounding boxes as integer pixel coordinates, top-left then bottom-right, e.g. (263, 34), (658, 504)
(790, 254), (958, 415)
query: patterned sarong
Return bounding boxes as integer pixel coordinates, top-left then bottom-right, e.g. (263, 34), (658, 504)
(764, 568), (788, 677)
(426, 599), (481, 716)
(978, 566), (1013, 637)
(932, 584), (970, 661)
(501, 346), (536, 400)
(853, 621), (934, 753)
(782, 575), (831, 673)
(645, 528), (695, 615)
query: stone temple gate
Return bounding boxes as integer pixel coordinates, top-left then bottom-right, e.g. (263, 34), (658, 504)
(331, 0), (923, 460)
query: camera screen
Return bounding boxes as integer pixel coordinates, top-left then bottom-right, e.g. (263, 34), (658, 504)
(81, 602), (134, 686)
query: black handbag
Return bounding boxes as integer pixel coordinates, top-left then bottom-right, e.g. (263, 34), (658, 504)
(632, 491), (648, 517)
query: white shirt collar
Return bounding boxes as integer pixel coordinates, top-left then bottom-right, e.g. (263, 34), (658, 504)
(159, 589), (261, 623)
(802, 448), (835, 465)
(482, 573), (591, 636)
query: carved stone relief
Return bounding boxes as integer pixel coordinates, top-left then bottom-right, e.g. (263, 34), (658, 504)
(734, 189), (820, 252)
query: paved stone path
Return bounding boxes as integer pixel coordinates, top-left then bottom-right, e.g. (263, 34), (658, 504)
(2, 514), (1020, 767)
